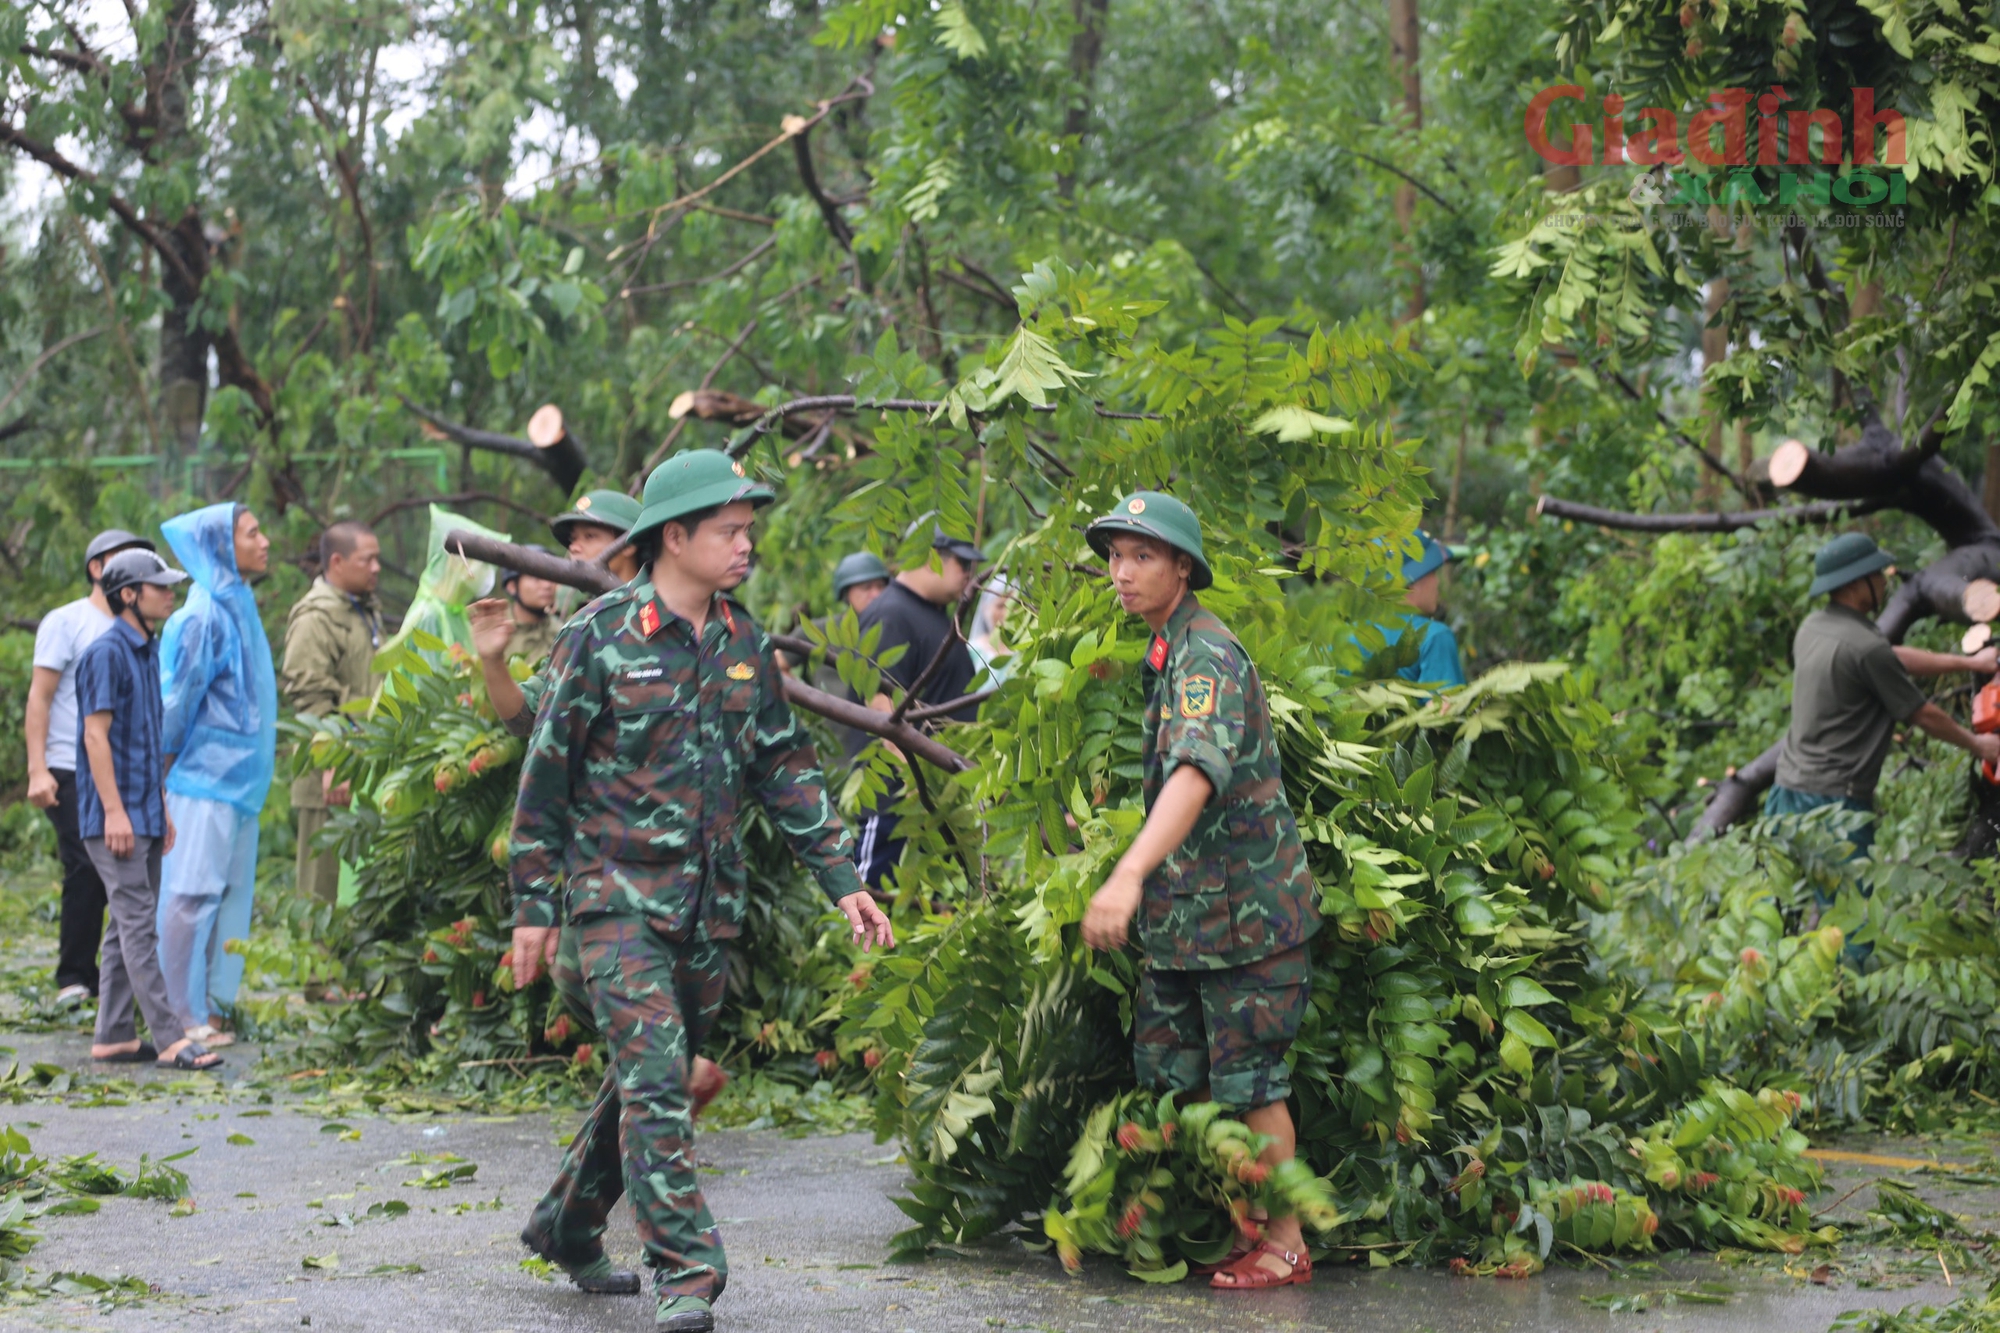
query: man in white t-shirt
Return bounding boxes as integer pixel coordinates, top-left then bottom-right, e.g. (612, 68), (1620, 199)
(26, 529), (159, 1010)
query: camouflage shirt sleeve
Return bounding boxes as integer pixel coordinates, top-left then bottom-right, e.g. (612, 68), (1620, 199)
(508, 624), (602, 928)
(1160, 638), (1247, 797)
(501, 669), (551, 739)
(744, 637), (865, 907)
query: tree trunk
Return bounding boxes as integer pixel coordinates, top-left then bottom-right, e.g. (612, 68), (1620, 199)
(1698, 276), (1729, 508)
(1057, 0), (1111, 199)
(1389, 0), (1423, 325)
(157, 212), (210, 452)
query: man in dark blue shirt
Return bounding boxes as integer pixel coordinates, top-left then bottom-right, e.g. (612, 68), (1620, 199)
(75, 550), (222, 1072)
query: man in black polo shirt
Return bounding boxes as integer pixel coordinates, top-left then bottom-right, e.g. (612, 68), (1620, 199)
(846, 532), (984, 892)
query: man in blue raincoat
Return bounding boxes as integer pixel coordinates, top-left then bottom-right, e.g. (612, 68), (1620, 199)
(1356, 529), (1467, 688)
(156, 503), (277, 1047)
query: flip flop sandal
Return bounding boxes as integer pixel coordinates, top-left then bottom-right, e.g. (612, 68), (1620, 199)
(1209, 1240), (1312, 1290)
(159, 1043), (225, 1073)
(93, 1043), (158, 1064)
(187, 1025), (236, 1049)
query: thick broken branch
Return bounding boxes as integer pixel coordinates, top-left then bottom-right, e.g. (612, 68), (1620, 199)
(1533, 494), (1879, 533)
(1691, 740), (1784, 841)
(525, 404), (590, 494)
(399, 396), (587, 494)
(441, 530), (971, 772)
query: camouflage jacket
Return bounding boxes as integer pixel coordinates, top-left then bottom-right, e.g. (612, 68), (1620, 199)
(1138, 595), (1318, 971)
(281, 578), (382, 810)
(508, 577), (864, 934)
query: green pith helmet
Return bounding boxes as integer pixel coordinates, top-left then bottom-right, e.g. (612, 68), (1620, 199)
(1808, 532), (1896, 597)
(550, 490), (643, 545)
(832, 551), (891, 597)
(632, 449), (777, 537)
(1085, 491), (1212, 591)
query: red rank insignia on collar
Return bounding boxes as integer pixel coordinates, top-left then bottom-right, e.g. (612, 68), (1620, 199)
(638, 601), (662, 638)
(719, 599), (737, 636)
(1147, 635), (1169, 671)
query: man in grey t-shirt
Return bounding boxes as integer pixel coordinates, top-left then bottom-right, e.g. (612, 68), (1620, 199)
(25, 529), (157, 1007)
(1768, 533), (2000, 856)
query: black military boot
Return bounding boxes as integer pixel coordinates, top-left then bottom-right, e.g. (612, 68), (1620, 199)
(520, 1224), (642, 1295)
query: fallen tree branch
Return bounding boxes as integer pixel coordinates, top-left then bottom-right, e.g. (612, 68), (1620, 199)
(1692, 740), (1785, 841)
(443, 530), (971, 772)
(397, 396), (587, 494)
(1533, 494), (1881, 533)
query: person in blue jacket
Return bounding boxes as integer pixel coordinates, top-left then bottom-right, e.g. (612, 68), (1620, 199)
(1360, 529), (1468, 688)
(156, 503), (277, 1047)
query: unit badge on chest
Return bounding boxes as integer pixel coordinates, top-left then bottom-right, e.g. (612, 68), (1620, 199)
(725, 662), (756, 680)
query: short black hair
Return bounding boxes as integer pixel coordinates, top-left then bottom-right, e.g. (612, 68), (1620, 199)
(632, 505), (722, 566)
(319, 520), (374, 566)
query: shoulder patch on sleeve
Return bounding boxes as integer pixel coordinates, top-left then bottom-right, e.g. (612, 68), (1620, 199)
(1179, 674), (1217, 718)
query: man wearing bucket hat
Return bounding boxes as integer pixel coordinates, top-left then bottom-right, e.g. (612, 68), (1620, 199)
(1357, 529), (1467, 687)
(831, 550), (891, 616)
(1079, 491), (1321, 1292)
(1767, 532), (2000, 856)
(498, 545), (564, 666)
(506, 449), (893, 1332)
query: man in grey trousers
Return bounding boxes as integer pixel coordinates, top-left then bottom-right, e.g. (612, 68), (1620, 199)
(74, 550), (223, 1073)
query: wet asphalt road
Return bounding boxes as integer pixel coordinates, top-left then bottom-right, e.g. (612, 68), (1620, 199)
(0, 1030), (1967, 1333)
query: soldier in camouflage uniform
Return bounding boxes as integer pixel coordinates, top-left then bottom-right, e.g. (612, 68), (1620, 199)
(509, 450), (893, 1333)
(498, 547), (563, 667)
(1080, 491), (1321, 1292)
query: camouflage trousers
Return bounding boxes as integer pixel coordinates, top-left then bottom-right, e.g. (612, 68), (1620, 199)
(1133, 942), (1311, 1112)
(525, 914), (729, 1300)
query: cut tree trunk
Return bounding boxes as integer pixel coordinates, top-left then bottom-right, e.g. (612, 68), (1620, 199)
(525, 404), (590, 495)
(399, 397), (588, 494)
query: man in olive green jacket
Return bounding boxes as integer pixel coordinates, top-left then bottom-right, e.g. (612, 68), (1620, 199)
(281, 522), (383, 904)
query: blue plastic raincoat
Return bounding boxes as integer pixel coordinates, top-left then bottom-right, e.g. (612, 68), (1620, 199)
(159, 503), (279, 815)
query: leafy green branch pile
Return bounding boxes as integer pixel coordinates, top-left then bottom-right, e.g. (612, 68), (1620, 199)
(1596, 803), (2000, 1134)
(844, 639), (1832, 1278)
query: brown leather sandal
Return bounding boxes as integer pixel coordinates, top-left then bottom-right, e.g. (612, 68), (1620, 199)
(1209, 1240), (1312, 1290)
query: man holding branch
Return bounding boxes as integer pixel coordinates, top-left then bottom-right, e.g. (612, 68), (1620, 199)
(507, 451), (892, 1332)
(1080, 492), (1321, 1291)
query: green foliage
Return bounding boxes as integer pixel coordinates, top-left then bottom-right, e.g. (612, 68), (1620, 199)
(294, 637), (875, 1095)
(1597, 805), (2000, 1133)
